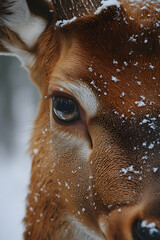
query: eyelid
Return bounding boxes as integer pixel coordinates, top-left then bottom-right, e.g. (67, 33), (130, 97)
(48, 84), (74, 98)
(50, 91), (81, 109)
(49, 79), (98, 118)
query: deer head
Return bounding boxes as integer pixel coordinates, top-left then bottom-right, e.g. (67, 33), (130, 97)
(0, 0), (160, 239)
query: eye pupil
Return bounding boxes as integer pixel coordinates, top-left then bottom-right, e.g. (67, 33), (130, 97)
(52, 97), (80, 122)
(56, 99), (76, 114)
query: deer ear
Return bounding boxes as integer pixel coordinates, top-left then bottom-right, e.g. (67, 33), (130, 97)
(0, 0), (53, 67)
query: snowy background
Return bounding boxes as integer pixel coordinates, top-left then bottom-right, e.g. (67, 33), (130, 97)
(0, 56), (39, 240)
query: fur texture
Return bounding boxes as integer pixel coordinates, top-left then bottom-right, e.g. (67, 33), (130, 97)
(0, 0), (160, 239)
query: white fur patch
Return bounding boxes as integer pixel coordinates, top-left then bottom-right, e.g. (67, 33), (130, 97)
(1, 43), (35, 67)
(50, 107), (92, 158)
(1, 0), (47, 48)
(10, 15), (46, 48)
(58, 215), (104, 240)
(51, 81), (99, 118)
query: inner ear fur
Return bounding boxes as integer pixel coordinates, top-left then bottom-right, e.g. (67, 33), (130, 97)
(0, 0), (54, 65)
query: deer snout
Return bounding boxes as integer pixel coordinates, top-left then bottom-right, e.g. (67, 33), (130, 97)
(99, 204), (160, 240)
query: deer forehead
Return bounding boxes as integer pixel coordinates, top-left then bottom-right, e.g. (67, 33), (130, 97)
(48, 38), (160, 120)
(49, 44), (99, 117)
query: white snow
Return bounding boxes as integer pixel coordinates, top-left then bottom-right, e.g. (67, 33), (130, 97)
(88, 67), (93, 72)
(135, 100), (146, 107)
(111, 76), (119, 83)
(82, 208), (85, 213)
(153, 167), (158, 173)
(148, 142), (155, 149)
(118, 208), (122, 212)
(120, 165), (140, 175)
(139, 119), (149, 124)
(137, 81), (141, 86)
(95, 0), (120, 15)
(113, 59), (118, 65)
(56, 17), (77, 27)
(33, 148), (39, 155)
(0, 141), (32, 240)
(0, 56), (39, 240)
(55, 0), (121, 28)
(149, 64), (154, 70)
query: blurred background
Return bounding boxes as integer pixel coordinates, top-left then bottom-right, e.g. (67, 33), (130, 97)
(0, 56), (40, 240)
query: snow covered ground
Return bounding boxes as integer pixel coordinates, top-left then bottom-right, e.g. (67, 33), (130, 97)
(0, 56), (39, 240)
(0, 151), (31, 240)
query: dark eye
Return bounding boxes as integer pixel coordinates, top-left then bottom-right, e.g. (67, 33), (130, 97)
(52, 96), (80, 123)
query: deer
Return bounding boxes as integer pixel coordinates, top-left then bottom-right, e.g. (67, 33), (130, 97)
(0, 0), (160, 239)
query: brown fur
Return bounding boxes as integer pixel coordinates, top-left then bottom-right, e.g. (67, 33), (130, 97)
(0, 0), (160, 239)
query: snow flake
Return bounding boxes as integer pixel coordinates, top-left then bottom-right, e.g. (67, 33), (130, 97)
(112, 76), (119, 83)
(137, 81), (141, 86)
(56, 17), (77, 27)
(90, 80), (98, 90)
(139, 119), (149, 125)
(120, 92), (125, 97)
(33, 148), (39, 155)
(135, 100), (146, 107)
(65, 182), (70, 190)
(129, 35), (137, 42)
(94, 0), (120, 15)
(133, 62), (138, 66)
(142, 142), (147, 147)
(120, 165), (140, 175)
(153, 167), (158, 173)
(113, 59), (118, 65)
(148, 143), (155, 150)
(88, 67), (93, 72)
(135, 96), (146, 107)
(144, 38), (148, 44)
(82, 208), (85, 213)
(123, 61), (128, 66)
(29, 207), (34, 212)
(118, 208), (122, 212)
(149, 64), (154, 70)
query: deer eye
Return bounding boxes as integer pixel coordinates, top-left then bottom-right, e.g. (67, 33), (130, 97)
(52, 96), (80, 123)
